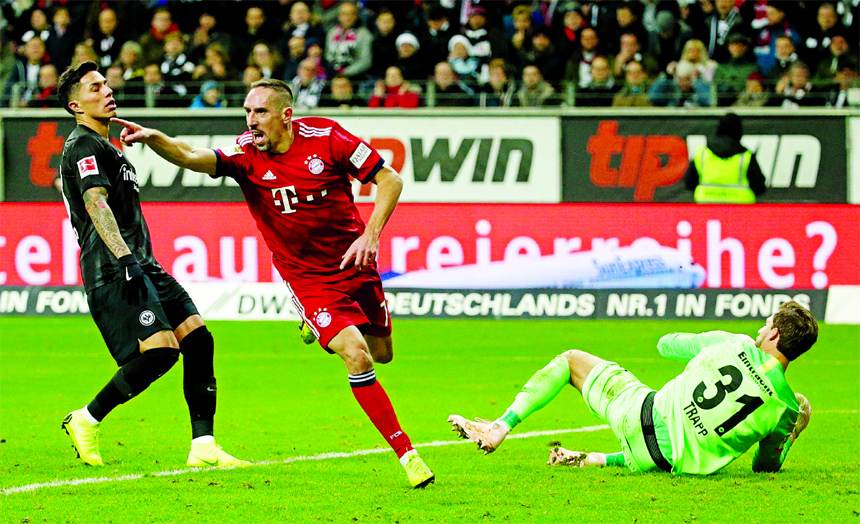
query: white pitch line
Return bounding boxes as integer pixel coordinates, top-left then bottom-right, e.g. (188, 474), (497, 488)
(1, 425), (609, 496)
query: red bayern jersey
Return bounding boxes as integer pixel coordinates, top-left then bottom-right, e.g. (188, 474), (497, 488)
(214, 116), (384, 281)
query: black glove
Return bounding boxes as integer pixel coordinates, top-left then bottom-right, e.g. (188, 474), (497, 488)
(118, 254), (148, 306)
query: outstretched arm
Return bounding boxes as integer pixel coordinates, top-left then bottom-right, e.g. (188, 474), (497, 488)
(657, 331), (733, 362)
(753, 393), (811, 473)
(340, 164), (403, 269)
(111, 117), (218, 176)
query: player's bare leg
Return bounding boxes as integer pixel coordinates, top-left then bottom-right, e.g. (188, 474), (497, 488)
(547, 447), (607, 468)
(365, 334), (393, 364)
(330, 326), (434, 488)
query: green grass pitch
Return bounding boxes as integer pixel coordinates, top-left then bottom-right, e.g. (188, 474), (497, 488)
(1, 317), (858, 523)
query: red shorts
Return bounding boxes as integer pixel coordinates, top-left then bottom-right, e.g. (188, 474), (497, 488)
(286, 267), (392, 351)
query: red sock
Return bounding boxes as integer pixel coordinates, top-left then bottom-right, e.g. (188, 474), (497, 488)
(349, 370), (413, 458)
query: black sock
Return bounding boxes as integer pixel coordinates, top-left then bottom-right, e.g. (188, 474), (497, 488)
(180, 327), (217, 439)
(87, 347), (180, 421)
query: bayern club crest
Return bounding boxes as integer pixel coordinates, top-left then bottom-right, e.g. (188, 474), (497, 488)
(306, 154), (324, 175)
(315, 311), (332, 328)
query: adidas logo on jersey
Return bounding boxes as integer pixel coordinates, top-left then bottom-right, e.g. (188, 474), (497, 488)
(262, 171), (277, 181)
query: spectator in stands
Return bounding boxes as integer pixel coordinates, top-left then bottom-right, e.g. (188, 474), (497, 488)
(141, 62), (188, 108)
(3, 37), (49, 107)
(160, 33), (196, 98)
(0, 30), (15, 97)
(45, 6), (78, 73)
(233, 65), (263, 106)
(188, 10), (232, 66)
(189, 80), (226, 109)
(556, 2), (588, 58)
(526, 27), (565, 84)
(19, 9), (51, 46)
(671, 39), (718, 82)
(89, 8), (124, 70)
(448, 35), (481, 88)
(479, 58), (517, 107)
(232, 6), (279, 69)
(325, 1), (373, 81)
(395, 32), (426, 82)
(801, 3), (848, 66)
(518, 64), (557, 107)
(765, 36), (800, 88)
(370, 9), (399, 81)
(813, 33), (858, 88)
(139, 8), (179, 66)
(648, 61), (712, 107)
(694, 0), (745, 63)
(773, 62), (830, 108)
(609, 2), (649, 55)
(248, 42), (285, 80)
(429, 61), (475, 107)
(577, 56), (618, 107)
(754, 4), (801, 77)
(713, 32), (760, 106)
(290, 57), (326, 109)
(369, 65), (420, 108)
(319, 75), (361, 109)
(71, 42), (99, 68)
(419, 4), (456, 69)
(280, 1), (326, 49)
(580, 0), (617, 48)
(26, 63), (59, 108)
(510, 5), (536, 65)
(117, 41), (145, 82)
(193, 43), (239, 85)
(825, 64), (859, 109)
(282, 36), (307, 83)
(732, 71), (769, 107)
(462, 6), (508, 85)
(564, 27), (604, 88)
(648, 10), (693, 73)
(613, 33), (659, 80)
(612, 59), (651, 107)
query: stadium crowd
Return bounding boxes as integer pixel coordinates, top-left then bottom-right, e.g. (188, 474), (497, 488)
(1, 0), (858, 110)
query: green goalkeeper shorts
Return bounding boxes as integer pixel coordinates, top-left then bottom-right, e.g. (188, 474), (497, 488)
(581, 361), (667, 473)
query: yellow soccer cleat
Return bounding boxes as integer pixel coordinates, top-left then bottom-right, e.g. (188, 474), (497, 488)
(187, 440), (251, 467)
(61, 409), (104, 466)
(403, 452), (435, 489)
(299, 321), (317, 345)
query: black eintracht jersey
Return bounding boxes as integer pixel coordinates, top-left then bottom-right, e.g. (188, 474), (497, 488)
(60, 124), (159, 292)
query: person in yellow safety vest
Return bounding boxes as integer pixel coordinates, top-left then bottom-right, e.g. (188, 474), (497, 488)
(684, 112), (767, 203)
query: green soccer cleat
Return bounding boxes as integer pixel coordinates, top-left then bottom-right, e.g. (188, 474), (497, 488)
(61, 409), (104, 466)
(187, 440), (251, 467)
(403, 452), (435, 489)
(299, 321), (317, 345)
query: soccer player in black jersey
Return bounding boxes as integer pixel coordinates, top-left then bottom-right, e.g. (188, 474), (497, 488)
(57, 61), (247, 467)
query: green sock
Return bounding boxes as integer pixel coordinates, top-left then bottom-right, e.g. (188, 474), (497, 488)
(499, 354), (571, 430)
(606, 452), (626, 467)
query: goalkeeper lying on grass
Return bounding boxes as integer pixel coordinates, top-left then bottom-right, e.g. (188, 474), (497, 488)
(449, 300), (816, 475)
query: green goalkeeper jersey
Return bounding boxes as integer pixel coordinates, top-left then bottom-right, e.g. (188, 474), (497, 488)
(654, 331), (799, 475)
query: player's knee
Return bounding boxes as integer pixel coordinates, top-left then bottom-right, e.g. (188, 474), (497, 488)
(369, 339), (393, 364)
(341, 345), (374, 373)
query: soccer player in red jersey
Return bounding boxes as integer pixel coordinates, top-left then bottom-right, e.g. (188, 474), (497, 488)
(111, 79), (434, 488)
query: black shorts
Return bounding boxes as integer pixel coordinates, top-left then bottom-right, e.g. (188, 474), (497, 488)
(87, 267), (199, 366)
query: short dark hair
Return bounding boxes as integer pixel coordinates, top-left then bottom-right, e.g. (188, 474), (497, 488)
(717, 113), (743, 141)
(773, 301), (818, 361)
(58, 61), (99, 115)
(250, 78), (294, 109)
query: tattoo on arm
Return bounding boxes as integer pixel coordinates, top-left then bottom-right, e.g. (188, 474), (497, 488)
(83, 187), (132, 259)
